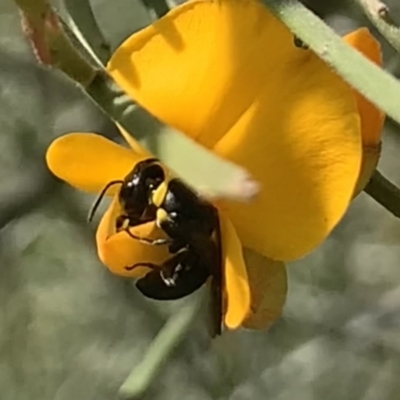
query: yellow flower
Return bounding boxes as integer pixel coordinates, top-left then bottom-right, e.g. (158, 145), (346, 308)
(46, 131), (256, 330)
(46, 0), (384, 331)
(106, 0), (384, 262)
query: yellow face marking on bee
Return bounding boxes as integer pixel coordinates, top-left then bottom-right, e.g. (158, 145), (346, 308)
(152, 181), (168, 208)
(156, 208), (169, 228)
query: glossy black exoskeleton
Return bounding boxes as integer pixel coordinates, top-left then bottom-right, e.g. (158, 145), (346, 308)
(89, 158), (223, 335)
(88, 158), (162, 229)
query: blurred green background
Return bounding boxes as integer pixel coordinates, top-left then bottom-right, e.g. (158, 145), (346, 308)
(1, 0), (400, 399)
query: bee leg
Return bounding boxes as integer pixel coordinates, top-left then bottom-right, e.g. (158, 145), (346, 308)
(135, 251), (208, 301)
(159, 251), (188, 286)
(125, 262), (158, 271)
(168, 238), (187, 254)
(124, 229), (174, 246)
(126, 252), (187, 287)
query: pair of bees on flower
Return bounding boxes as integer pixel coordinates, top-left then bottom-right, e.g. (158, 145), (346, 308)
(89, 158), (222, 334)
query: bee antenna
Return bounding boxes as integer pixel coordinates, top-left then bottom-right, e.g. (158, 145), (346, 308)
(87, 180), (124, 223)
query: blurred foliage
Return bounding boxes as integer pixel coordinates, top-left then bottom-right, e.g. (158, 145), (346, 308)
(1, 0), (400, 399)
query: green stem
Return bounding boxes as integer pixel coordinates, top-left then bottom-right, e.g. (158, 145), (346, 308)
(118, 295), (202, 399)
(61, 0), (111, 65)
(262, 0), (400, 126)
(85, 72), (164, 141)
(354, 0), (400, 53)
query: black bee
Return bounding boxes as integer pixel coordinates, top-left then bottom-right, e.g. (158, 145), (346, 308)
(88, 158), (162, 229)
(89, 158), (223, 335)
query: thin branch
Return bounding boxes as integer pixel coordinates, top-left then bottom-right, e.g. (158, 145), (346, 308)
(118, 294), (203, 399)
(261, 0), (400, 126)
(364, 170), (400, 219)
(354, 0), (400, 53)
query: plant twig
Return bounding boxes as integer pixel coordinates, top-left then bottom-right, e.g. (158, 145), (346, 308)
(261, 0), (400, 126)
(118, 294), (203, 399)
(364, 170), (400, 218)
(354, 0), (400, 53)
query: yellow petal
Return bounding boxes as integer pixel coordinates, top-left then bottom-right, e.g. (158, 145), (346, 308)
(219, 212), (250, 329)
(107, 0), (361, 261)
(242, 248), (287, 330)
(343, 28), (385, 147)
(46, 133), (145, 194)
(96, 196), (170, 277)
(211, 17), (361, 259)
(107, 0), (287, 147)
(215, 72), (359, 262)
